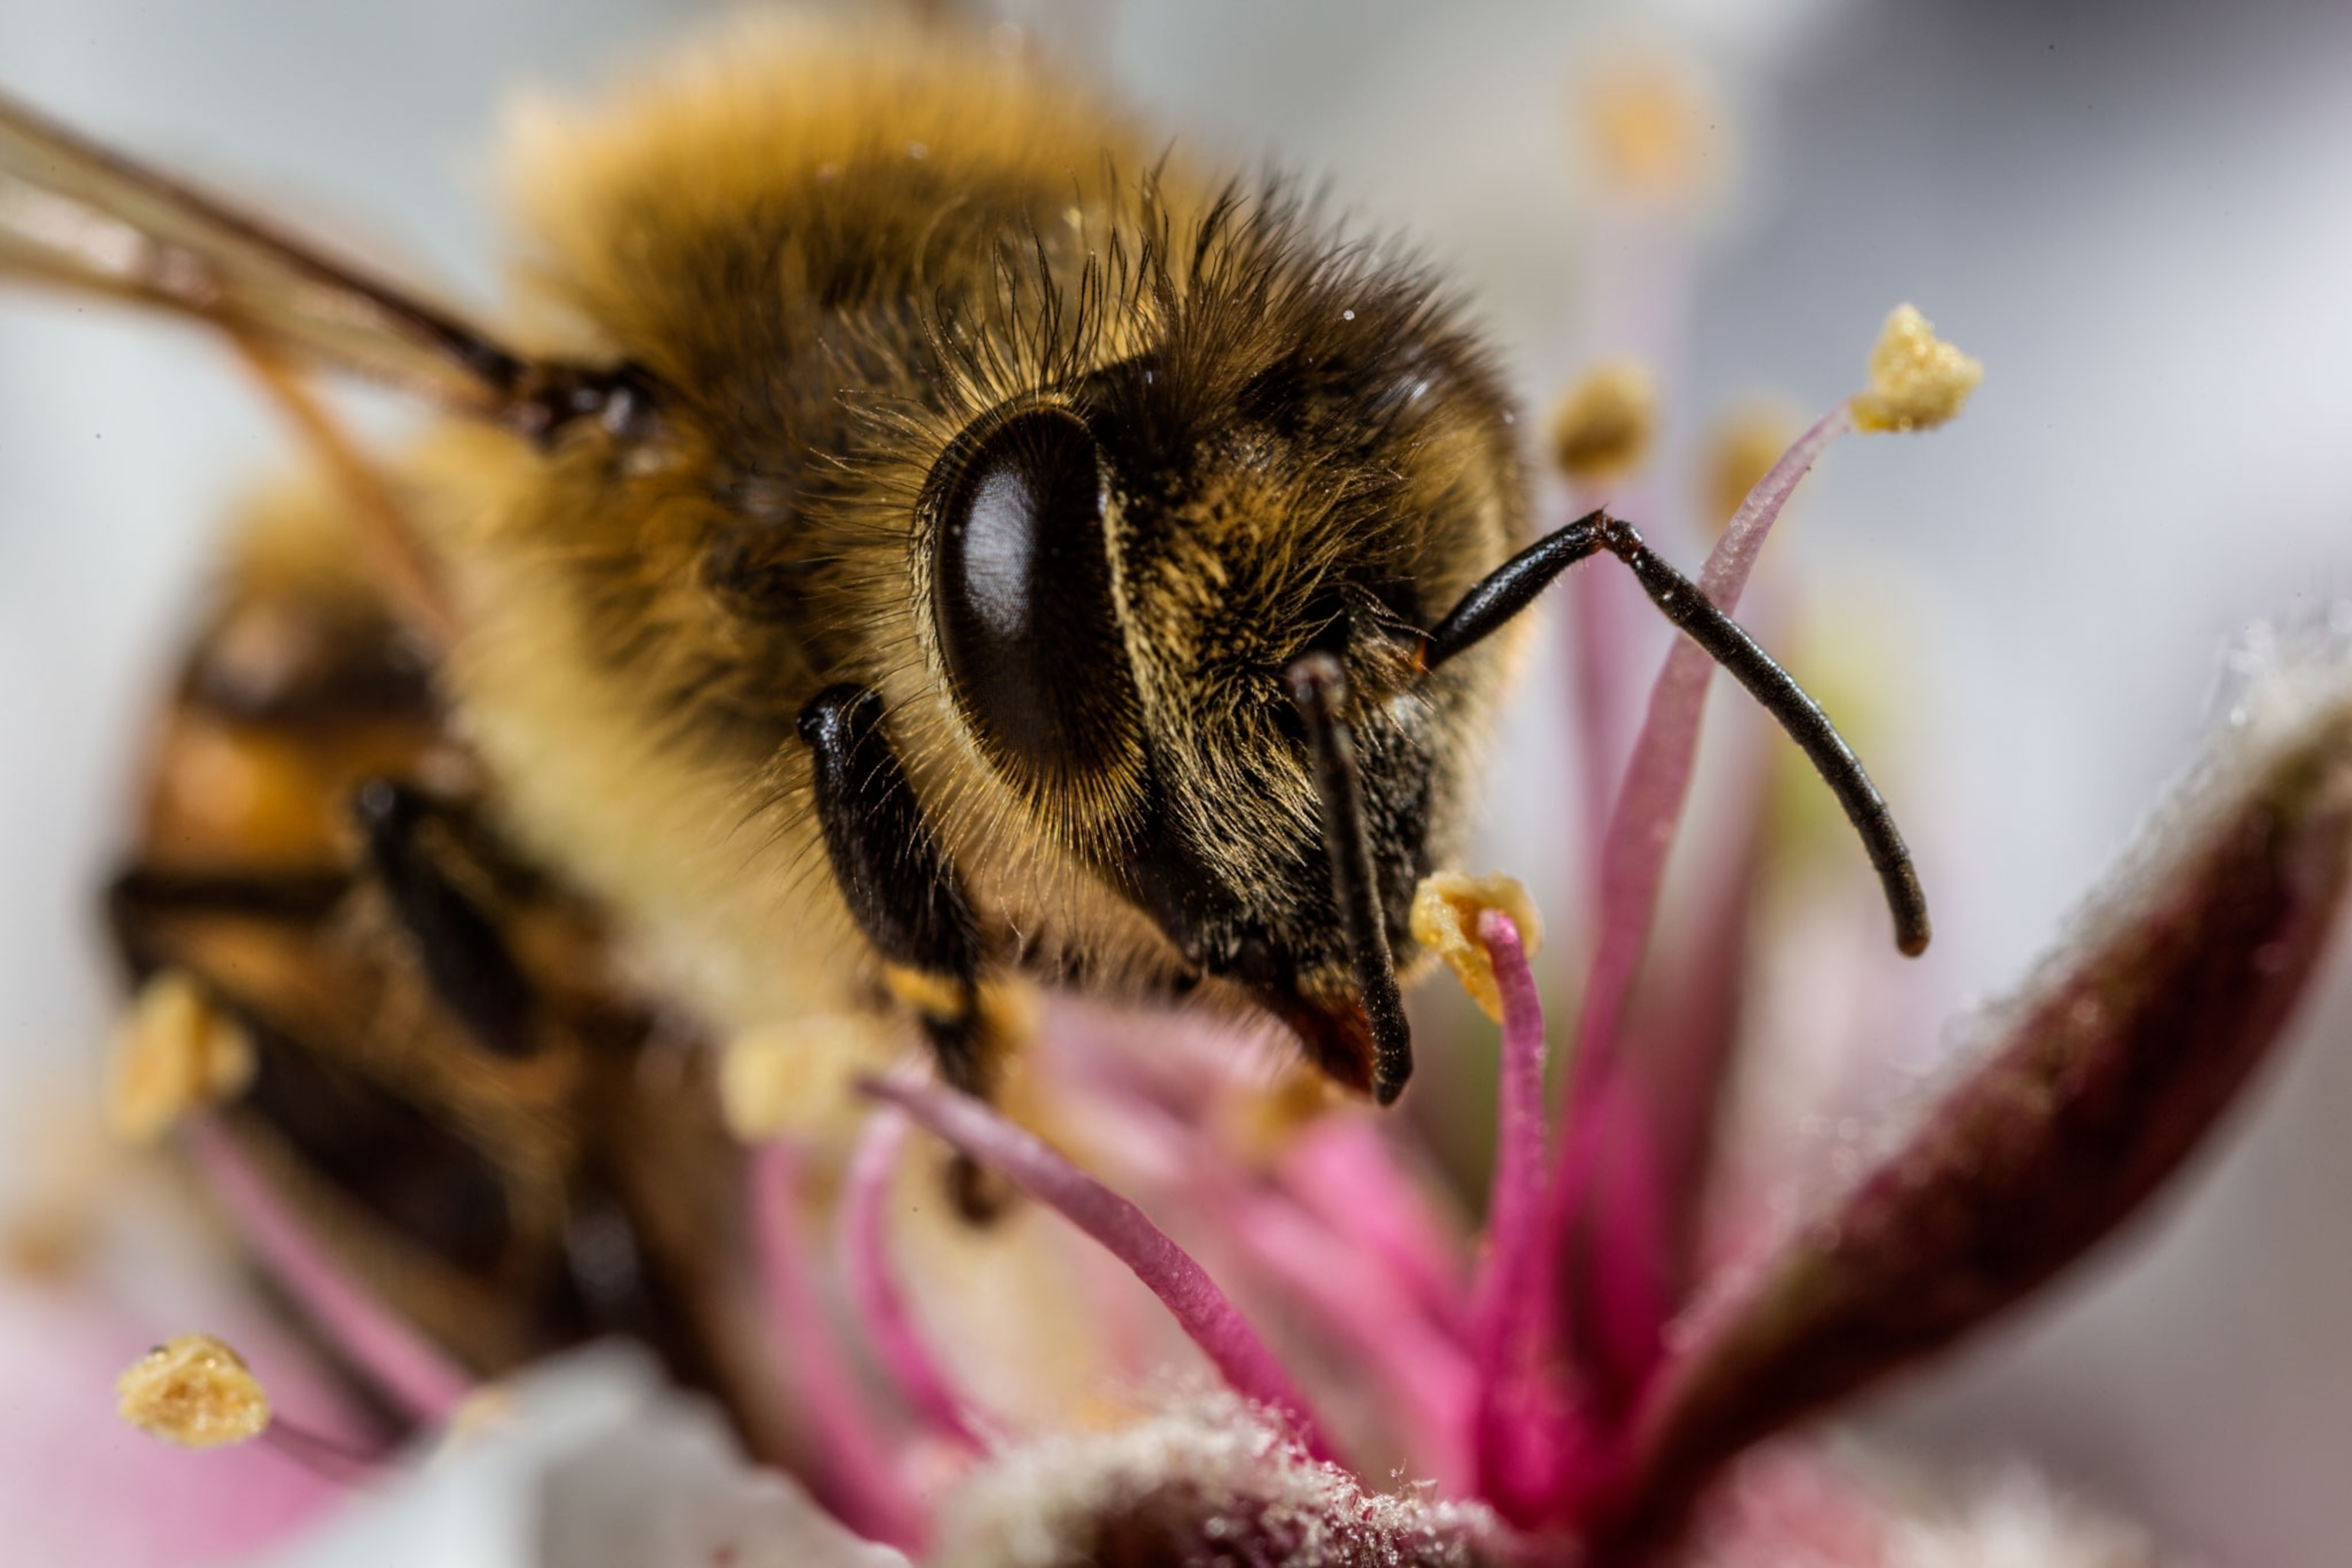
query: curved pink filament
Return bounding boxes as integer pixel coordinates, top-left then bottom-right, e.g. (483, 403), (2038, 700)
(838, 1108), (988, 1451)
(863, 1075), (1335, 1462)
(186, 1118), (472, 1424)
(749, 1140), (925, 1550)
(1555, 404), (1852, 1401)
(1569, 404), (1850, 1102)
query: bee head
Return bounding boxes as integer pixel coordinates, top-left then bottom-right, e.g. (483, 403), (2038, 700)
(923, 217), (1527, 1096)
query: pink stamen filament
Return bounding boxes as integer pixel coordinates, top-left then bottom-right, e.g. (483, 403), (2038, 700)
(1472, 910), (1553, 1356)
(1467, 912), (1592, 1514)
(1568, 404), (1851, 1108)
(750, 1140), (926, 1551)
(1076, 1067), (1475, 1446)
(862, 1075), (1337, 1463)
(1573, 548), (1647, 859)
(260, 1416), (395, 1482)
(1553, 407), (1852, 1402)
(1639, 769), (1773, 1288)
(186, 1118), (472, 1425)
(1024, 1037), (1467, 1473)
(838, 1108), (989, 1452)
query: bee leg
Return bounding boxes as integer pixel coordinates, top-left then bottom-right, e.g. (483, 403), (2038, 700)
(796, 685), (1001, 1089)
(351, 779), (542, 1058)
(799, 684), (1015, 1219)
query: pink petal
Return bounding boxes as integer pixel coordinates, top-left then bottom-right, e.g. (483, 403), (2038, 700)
(863, 1076), (1336, 1462)
(1273, 1118), (1472, 1344)
(1219, 1181), (1478, 1489)
(0, 1279), (354, 1566)
(1615, 669), (2352, 1544)
(836, 1109), (987, 1452)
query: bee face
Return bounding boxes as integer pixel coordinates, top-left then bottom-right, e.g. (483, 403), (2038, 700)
(918, 214), (1527, 1075)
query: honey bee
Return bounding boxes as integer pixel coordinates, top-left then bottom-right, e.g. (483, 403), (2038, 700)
(0, 17), (1922, 1454)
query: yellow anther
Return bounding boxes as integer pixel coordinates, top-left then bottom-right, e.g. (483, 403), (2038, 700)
(880, 963), (972, 1025)
(1550, 359), (1661, 483)
(1849, 304), (1982, 433)
(1410, 872), (1544, 1023)
(1576, 51), (1716, 204)
(719, 1011), (897, 1142)
(116, 1333), (270, 1449)
(105, 971), (255, 1145)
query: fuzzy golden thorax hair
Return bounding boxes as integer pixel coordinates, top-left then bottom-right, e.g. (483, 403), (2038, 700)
(425, 22), (1529, 1053)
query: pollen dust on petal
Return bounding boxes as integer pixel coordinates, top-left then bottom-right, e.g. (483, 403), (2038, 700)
(1410, 871), (1544, 1023)
(1848, 304), (1983, 433)
(116, 1333), (271, 1449)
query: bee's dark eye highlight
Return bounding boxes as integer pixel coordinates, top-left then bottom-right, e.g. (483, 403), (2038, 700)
(933, 407), (1134, 786)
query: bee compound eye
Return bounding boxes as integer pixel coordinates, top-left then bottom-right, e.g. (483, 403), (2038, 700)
(933, 407), (1135, 784)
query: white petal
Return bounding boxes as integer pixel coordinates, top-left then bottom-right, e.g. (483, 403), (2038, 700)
(264, 1344), (906, 1568)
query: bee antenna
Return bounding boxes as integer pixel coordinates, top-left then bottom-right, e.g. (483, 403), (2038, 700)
(1285, 652), (1413, 1103)
(1416, 510), (1930, 957)
(1417, 508), (1609, 671)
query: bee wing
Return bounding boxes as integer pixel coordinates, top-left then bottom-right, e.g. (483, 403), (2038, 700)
(0, 90), (544, 421)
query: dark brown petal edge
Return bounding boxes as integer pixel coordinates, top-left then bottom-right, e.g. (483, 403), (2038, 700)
(1611, 682), (2352, 1547)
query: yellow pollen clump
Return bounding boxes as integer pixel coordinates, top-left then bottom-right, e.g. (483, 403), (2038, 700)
(116, 1333), (271, 1449)
(719, 1011), (897, 1142)
(1848, 304), (1983, 433)
(1550, 359), (1661, 482)
(1703, 395), (1806, 531)
(1410, 872), (1543, 1023)
(105, 970), (256, 1145)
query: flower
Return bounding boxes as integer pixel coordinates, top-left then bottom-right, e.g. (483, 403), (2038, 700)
(169, 379), (2344, 1566)
(179, 564), (2352, 1566)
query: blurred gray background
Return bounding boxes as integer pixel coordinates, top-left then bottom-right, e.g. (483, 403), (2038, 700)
(4, 0), (2350, 1560)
